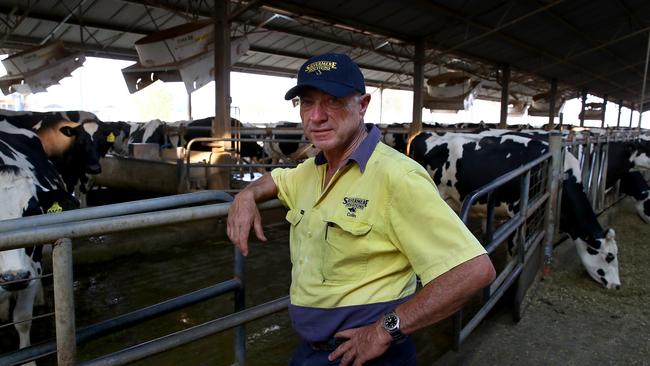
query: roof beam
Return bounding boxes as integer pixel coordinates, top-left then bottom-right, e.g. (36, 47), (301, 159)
(0, 4), (150, 35)
(414, 0), (640, 103)
(528, 0), (644, 79)
(2, 34), (138, 60)
(247, 46), (407, 75)
(424, 0), (564, 64)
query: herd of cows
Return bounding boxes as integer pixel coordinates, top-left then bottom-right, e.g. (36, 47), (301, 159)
(1, 110), (650, 355)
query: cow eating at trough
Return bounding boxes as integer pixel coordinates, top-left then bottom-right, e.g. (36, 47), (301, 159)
(409, 131), (620, 289)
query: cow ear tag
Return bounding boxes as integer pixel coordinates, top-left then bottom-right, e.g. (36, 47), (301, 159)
(47, 202), (63, 214)
(107, 132), (116, 143)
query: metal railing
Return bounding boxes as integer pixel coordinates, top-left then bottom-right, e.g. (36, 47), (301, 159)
(0, 192), (285, 366)
(182, 136), (310, 192)
(452, 134), (562, 350)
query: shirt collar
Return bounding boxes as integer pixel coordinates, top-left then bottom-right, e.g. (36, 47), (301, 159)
(314, 124), (381, 173)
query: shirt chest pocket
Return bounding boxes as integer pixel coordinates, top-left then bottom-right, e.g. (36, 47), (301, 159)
(285, 209), (304, 264)
(323, 218), (372, 283)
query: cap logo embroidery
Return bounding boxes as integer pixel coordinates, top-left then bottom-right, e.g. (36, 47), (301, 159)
(305, 61), (337, 75)
(343, 197), (368, 217)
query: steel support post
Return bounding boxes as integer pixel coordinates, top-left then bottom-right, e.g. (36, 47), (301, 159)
(543, 135), (563, 274)
(638, 30), (650, 129)
(579, 89), (587, 127)
(499, 64), (510, 129)
(601, 95), (607, 128)
(616, 100), (623, 128)
(53, 238), (76, 366)
(234, 248), (246, 366)
(547, 79), (557, 129)
(409, 38), (425, 142)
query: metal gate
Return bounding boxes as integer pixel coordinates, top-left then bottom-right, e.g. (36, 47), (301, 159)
(452, 135), (563, 349)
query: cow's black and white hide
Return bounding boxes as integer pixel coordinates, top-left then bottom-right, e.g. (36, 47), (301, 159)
(264, 122), (318, 164)
(379, 123), (410, 154)
(108, 119), (183, 158)
(605, 138), (650, 222)
(1, 122), (81, 355)
(0, 167), (45, 357)
(509, 128), (650, 223)
(1, 111), (121, 192)
(409, 131), (620, 289)
(0, 108), (100, 129)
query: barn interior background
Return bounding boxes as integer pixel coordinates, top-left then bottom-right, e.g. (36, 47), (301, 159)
(1, 1), (650, 365)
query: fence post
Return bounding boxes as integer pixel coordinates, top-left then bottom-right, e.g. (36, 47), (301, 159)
(53, 237), (76, 365)
(597, 136), (610, 212)
(543, 135), (563, 274)
(234, 247), (246, 365)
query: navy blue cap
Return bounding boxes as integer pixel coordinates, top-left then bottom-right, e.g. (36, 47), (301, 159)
(284, 53), (366, 100)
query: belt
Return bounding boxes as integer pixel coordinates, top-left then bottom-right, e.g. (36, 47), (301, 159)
(309, 338), (344, 351)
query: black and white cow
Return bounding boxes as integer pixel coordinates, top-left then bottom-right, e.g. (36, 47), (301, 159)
(409, 131), (620, 289)
(109, 117), (267, 165)
(516, 128), (650, 223)
(605, 137), (650, 222)
(1, 110), (122, 192)
(108, 119), (169, 157)
(0, 108), (99, 129)
(0, 115), (115, 353)
(0, 120), (84, 355)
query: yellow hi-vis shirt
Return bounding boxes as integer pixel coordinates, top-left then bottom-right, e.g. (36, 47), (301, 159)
(271, 128), (486, 342)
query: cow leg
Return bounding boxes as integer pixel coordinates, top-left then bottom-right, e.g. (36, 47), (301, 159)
(621, 171), (650, 223)
(13, 280), (41, 349)
(633, 195), (650, 224)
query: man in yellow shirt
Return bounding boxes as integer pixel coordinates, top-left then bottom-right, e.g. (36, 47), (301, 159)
(227, 53), (495, 366)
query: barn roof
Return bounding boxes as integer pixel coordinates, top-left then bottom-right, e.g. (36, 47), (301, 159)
(1, 0), (649, 110)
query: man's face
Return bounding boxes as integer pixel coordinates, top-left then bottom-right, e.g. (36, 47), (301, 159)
(298, 88), (370, 153)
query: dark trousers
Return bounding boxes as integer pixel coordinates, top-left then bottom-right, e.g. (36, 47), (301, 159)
(288, 337), (416, 366)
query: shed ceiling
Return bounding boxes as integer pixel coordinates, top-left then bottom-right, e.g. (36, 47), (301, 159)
(1, 0), (649, 110)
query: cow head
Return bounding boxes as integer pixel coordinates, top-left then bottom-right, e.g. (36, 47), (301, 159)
(52, 120), (119, 191)
(630, 136), (650, 169)
(574, 229), (620, 289)
(0, 250), (40, 292)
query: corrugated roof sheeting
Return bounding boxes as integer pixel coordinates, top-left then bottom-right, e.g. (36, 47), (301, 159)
(1, 0), (650, 108)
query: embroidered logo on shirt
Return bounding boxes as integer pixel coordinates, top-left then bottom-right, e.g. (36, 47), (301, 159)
(342, 197), (368, 217)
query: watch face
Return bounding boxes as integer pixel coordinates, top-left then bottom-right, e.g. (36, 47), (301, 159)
(384, 314), (398, 329)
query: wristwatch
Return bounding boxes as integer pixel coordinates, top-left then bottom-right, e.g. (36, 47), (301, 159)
(382, 311), (405, 342)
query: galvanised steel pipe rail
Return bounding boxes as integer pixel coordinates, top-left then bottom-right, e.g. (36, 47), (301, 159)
(454, 151), (551, 351)
(459, 152), (551, 222)
(0, 190), (233, 232)
(0, 280), (243, 366)
(0, 200), (283, 251)
(79, 296), (291, 366)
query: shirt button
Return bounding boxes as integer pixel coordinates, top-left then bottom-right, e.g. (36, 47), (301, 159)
(307, 232), (312, 238)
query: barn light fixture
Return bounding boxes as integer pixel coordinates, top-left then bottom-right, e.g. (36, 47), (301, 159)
(121, 21), (249, 94)
(0, 41), (85, 96)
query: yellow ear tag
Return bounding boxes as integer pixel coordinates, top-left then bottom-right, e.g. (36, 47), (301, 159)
(107, 132), (116, 143)
(47, 202), (63, 213)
